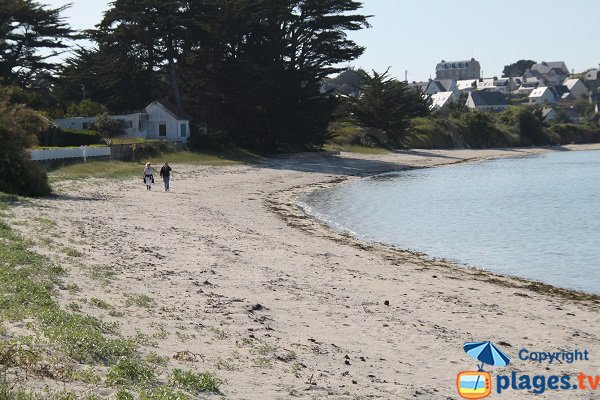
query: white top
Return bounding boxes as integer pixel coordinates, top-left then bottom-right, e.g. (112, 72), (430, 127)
(144, 166), (154, 175)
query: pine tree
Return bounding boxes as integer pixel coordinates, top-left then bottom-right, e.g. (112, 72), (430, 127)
(0, 0), (74, 86)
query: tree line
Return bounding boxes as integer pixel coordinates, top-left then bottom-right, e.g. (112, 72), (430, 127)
(2, 0), (373, 151)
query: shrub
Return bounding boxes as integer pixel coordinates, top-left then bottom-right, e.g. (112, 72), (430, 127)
(0, 97), (51, 196)
(547, 123), (600, 144)
(92, 113), (126, 138)
(0, 155), (51, 197)
(402, 117), (455, 149)
(39, 125), (102, 147)
(131, 140), (176, 161)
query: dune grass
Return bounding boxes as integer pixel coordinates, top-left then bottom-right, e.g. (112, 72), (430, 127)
(48, 150), (260, 182)
(323, 143), (391, 154)
(0, 193), (224, 397)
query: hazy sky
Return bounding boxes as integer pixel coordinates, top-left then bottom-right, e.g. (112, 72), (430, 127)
(45, 0), (600, 81)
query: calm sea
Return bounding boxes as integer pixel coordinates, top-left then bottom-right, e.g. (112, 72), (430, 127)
(299, 150), (600, 294)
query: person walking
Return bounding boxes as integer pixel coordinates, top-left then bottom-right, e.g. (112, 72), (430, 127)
(160, 162), (172, 192)
(143, 162), (154, 190)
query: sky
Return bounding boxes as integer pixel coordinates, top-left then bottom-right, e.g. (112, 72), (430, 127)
(45, 0), (600, 81)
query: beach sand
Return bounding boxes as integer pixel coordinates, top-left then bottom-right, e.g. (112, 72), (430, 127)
(9, 145), (600, 399)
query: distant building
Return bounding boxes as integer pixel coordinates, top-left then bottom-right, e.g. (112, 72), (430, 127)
(54, 100), (191, 142)
(436, 58), (481, 80)
(430, 91), (456, 109)
(529, 87), (557, 105)
(563, 78), (589, 99)
(525, 61), (570, 86)
(457, 79), (478, 92)
(466, 91), (508, 111)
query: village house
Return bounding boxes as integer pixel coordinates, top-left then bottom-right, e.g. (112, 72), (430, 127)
(515, 77), (543, 95)
(466, 91), (508, 111)
(562, 78), (589, 99)
(525, 61), (570, 86)
(457, 79), (478, 92)
(54, 100), (192, 142)
(429, 91), (456, 109)
(528, 87), (557, 105)
(436, 58), (481, 80)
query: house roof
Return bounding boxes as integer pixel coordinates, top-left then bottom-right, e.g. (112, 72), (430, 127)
(563, 78), (582, 90)
(477, 79), (495, 89)
(529, 87), (551, 98)
(531, 61), (569, 75)
(436, 79), (456, 91)
(150, 100), (192, 120)
(430, 91), (454, 109)
(427, 80), (445, 93)
(407, 81), (430, 92)
(457, 79), (478, 91)
(469, 91), (507, 107)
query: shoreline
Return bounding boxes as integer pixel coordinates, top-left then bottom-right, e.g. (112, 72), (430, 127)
(279, 147), (600, 302)
(6, 144), (600, 399)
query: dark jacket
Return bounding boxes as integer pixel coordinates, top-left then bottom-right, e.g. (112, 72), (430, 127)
(160, 165), (172, 177)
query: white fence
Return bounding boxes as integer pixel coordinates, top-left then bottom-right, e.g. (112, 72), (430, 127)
(30, 146), (111, 162)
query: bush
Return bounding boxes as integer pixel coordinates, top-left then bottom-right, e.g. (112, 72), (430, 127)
(456, 111), (510, 148)
(547, 123), (600, 144)
(131, 140), (176, 161)
(92, 113), (126, 138)
(0, 95), (51, 196)
(0, 154), (50, 197)
(402, 117), (455, 149)
(39, 125), (102, 147)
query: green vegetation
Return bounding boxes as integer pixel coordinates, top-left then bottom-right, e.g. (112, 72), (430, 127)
(0, 196), (224, 396)
(170, 369), (222, 393)
(47, 149), (259, 183)
(0, 90), (51, 197)
(38, 126), (103, 147)
(106, 358), (156, 386)
(124, 294), (156, 309)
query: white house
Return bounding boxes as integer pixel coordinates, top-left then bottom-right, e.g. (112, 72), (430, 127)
(53, 100), (191, 142)
(457, 79), (478, 92)
(476, 78), (497, 91)
(528, 87), (556, 105)
(466, 91), (508, 111)
(430, 91), (455, 109)
(563, 79), (589, 99)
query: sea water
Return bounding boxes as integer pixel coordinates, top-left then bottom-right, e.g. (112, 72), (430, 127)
(299, 150), (600, 294)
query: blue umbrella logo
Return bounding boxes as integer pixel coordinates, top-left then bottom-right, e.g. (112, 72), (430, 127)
(464, 341), (511, 370)
(462, 341), (511, 395)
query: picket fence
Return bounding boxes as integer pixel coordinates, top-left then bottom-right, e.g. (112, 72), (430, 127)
(30, 146), (111, 162)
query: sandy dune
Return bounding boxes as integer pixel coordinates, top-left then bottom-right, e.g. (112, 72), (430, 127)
(11, 145), (600, 399)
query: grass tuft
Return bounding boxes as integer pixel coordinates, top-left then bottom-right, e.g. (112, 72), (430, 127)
(169, 368), (222, 393)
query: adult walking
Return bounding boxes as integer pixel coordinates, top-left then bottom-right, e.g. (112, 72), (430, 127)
(160, 162), (172, 192)
(143, 162), (154, 190)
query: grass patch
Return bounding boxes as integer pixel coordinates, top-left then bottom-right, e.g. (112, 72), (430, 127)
(169, 369), (222, 393)
(124, 294), (156, 309)
(48, 161), (142, 182)
(106, 358), (156, 386)
(139, 386), (190, 400)
(47, 149), (260, 183)
(89, 298), (112, 309)
(63, 247), (83, 258)
(323, 143), (391, 154)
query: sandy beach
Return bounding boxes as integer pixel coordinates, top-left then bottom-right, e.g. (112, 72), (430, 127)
(9, 145), (600, 399)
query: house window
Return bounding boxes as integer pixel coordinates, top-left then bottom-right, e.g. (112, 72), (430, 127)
(124, 120), (133, 129)
(82, 122), (91, 130)
(180, 123), (187, 138)
(159, 124), (167, 137)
